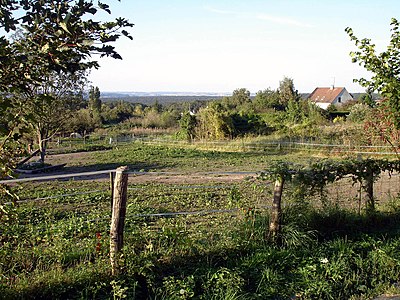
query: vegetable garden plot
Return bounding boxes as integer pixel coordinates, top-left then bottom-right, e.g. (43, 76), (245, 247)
(1, 172), (271, 293)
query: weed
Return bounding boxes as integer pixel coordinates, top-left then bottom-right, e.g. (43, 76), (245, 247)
(111, 279), (129, 300)
(160, 275), (195, 299)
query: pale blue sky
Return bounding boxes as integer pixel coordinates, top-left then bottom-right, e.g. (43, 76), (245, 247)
(89, 0), (399, 93)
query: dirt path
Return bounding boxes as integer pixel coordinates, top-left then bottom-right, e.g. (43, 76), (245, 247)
(126, 172), (257, 184)
(15, 150), (258, 184)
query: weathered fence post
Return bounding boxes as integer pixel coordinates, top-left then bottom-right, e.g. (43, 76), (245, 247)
(358, 182), (362, 215)
(110, 171), (115, 209)
(364, 167), (374, 213)
(110, 166), (129, 276)
(269, 175), (285, 240)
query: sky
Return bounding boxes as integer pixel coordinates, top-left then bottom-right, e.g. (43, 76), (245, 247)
(88, 0), (399, 94)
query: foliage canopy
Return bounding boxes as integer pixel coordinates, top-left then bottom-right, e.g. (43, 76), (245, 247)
(345, 18), (400, 129)
(0, 1), (132, 179)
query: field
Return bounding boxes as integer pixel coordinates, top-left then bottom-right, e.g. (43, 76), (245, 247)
(2, 142), (400, 299)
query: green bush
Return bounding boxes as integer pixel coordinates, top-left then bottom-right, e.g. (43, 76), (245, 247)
(347, 103), (372, 123)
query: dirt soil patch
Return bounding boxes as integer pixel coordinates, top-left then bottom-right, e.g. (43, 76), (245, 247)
(16, 150), (258, 184)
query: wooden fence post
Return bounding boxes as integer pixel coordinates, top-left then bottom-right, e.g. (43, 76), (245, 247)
(110, 166), (129, 276)
(358, 182), (362, 215)
(269, 175), (285, 241)
(110, 171), (115, 209)
(365, 168), (374, 213)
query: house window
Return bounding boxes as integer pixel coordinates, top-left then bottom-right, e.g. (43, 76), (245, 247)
(338, 97), (342, 103)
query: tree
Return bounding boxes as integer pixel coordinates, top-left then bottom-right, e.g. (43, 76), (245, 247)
(0, 1), (133, 169)
(278, 77), (299, 108)
(179, 112), (197, 142)
(222, 88), (251, 111)
(285, 98), (302, 124)
(253, 88), (281, 111)
(359, 88), (375, 108)
(8, 31), (89, 162)
(0, 1), (133, 74)
(196, 102), (234, 140)
(232, 88), (251, 106)
(346, 18), (400, 154)
(87, 86), (102, 128)
(67, 108), (102, 135)
(347, 103), (372, 123)
(151, 100), (162, 113)
(345, 18), (400, 129)
(231, 112), (271, 136)
(23, 71), (86, 162)
(89, 86), (102, 115)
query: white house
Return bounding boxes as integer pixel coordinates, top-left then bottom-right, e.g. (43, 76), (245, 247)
(309, 87), (353, 109)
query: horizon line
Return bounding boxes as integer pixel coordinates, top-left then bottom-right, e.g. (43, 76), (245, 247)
(100, 89), (369, 95)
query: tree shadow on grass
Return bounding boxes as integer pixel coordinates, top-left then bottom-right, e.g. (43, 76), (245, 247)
(1, 271), (115, 300)
(306, 208), (400, 240)
(132, 209), (400, 298)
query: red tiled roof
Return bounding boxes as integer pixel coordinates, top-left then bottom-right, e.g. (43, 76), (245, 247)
(309, 87), (345, 103)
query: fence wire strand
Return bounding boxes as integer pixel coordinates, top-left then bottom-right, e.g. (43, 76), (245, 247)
(6, 167), (400, 238)
(6, 189), (108, 205)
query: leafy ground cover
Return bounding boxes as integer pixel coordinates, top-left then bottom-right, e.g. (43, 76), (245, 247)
(2, 144), (400, 299)
(45, 142), (317, 174)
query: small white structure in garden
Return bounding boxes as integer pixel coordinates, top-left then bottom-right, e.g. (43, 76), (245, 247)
(70, 132), (83, 138)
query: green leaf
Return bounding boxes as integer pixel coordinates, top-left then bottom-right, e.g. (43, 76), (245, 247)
(40, 43), (50, 53)
(98, 2), (111, 14)
(60, 21), (71, 34)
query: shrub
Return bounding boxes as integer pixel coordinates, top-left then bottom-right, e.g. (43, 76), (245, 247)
(347, 103), (372, 123)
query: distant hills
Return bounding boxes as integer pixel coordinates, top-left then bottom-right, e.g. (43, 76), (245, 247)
(100, 91), (231, 105)
(101, 91), (232, 98)
(100, 91), (376, 105)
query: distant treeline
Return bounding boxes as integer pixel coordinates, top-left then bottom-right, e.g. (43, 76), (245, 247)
(101, 95), (224, 105)
(100, 93), (381, 106)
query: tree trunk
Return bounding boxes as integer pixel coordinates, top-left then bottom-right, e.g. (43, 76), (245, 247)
(36, 127), (49, 163)
(38, 137), (47, 163)
(269, 176), (285, 241)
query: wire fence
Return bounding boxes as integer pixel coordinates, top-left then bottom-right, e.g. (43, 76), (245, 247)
(2, 166), (400, 281)
(3, 168), (399, 239)
(282, 172), (400, 213)
(128, 138), (398, 155)
(5, 189), (106, 205)
(44, 134), (400, 156)
(3, 169), (266, 227)
(4, 168), (400, 212)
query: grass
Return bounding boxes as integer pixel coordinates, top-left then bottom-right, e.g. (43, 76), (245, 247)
(46, 141), (319, 174)
(2, 143), (400, 299)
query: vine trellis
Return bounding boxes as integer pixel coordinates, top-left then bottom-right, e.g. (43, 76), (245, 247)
(260, 159), (400, 241)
